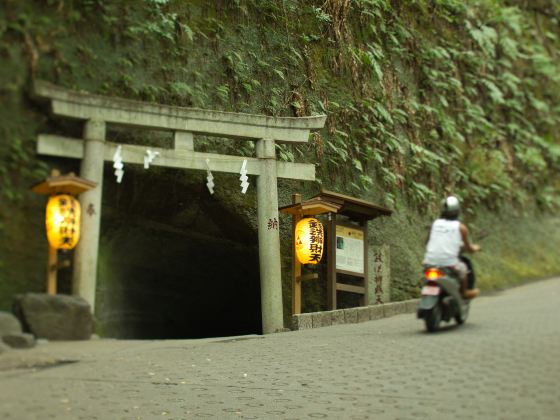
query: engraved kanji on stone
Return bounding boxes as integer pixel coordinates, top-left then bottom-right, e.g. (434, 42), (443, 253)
(267, 218), (279, 230)
(87, 203), (96, 216)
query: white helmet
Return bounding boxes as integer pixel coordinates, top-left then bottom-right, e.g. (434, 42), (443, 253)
(441, 196), (460, 219)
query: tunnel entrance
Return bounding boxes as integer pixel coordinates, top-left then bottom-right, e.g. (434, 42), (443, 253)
(34, 82), (325, 335)
(96, 167), (262, 339)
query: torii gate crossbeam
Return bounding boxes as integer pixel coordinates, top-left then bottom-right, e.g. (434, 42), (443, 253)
(34, 81), (326, 334)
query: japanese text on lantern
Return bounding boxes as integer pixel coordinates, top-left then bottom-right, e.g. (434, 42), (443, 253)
(307, 219), (323, 263)
(46, 194), (81, 250)
(295, 217), (324, 265)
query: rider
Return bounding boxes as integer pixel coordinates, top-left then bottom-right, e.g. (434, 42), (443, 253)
(423, 196), (481, 299)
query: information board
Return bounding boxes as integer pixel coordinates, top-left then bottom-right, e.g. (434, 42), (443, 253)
(335, 225), (364, 275)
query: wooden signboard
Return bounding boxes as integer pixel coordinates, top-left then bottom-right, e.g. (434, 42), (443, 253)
(327, 215), (369, 309)
(335, 224), (365, 275)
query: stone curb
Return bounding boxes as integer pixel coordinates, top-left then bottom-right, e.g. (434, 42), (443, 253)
(291, 299), (420, 331)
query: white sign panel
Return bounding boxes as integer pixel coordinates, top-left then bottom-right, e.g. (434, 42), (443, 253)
(335, 225), (364, 275)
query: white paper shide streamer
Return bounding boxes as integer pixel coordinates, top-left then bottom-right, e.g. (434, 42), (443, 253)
(144, 149), (160, 169)
(113, 145), (124, 183)
(205, 158), (214, 195)
(239, 159), (249, 194)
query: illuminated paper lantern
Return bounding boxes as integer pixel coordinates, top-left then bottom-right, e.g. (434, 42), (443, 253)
(295, 217), (324, 264)
(45, 194), (81, 250)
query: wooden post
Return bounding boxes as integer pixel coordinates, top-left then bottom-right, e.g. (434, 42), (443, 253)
(73, 119), (106, 311)
(256, 138), (284, 334)
(47, 245), (57, 294)
(291, 194), (302, 315)
(327, 212), (337, 310)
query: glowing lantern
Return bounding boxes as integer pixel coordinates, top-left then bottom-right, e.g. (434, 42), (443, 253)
(295, 217), (324, 264)
(46, 194), (81, 250)
(31, 170), (96, 295)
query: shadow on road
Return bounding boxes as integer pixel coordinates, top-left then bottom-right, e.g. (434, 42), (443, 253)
(419, 321), (481, 335)
(388, 319), (482, 337)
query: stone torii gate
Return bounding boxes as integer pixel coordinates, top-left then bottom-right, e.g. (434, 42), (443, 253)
(33, 81), (326, 334)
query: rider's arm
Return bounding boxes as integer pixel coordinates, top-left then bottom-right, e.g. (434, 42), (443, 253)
(459, 223), (481, 253)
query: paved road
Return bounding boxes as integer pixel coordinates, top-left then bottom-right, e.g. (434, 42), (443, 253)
(1, 278), (559, 420)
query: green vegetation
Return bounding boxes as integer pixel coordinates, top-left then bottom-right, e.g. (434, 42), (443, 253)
(2, 0), (559, 210)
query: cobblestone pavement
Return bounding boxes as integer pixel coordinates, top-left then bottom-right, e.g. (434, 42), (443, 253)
(1, 277), (559, 420)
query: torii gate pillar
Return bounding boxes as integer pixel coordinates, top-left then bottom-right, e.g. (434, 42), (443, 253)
(256, 139), (283, 333)
(73, 120), (106, 310)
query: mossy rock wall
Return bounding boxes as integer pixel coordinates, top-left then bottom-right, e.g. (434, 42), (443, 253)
(1, 1), (559, 336)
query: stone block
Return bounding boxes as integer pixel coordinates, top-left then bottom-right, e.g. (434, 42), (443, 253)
(404, 299), (420, 313)
(382, 302), (395, 317)
(383, 302), (407, 318)
(2, 333), (35, 349)
(0, 341), (9, 354)
(394, 301), (407, 315)
(330, 310), (346, 325)
(273, 328), (291, 333)
(343, 308), (358, 324)
(312, 312), (332, 329)
(0, 311), (22, 337)
(382, 302), (399, 318)
(13, 293), (94, 340)
(357, 307), (370, 323)
(292, 314), (313, 330)
(368, 305), (384, 320)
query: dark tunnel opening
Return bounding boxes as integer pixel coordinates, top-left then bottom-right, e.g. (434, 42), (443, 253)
(95, 166), (262, 339)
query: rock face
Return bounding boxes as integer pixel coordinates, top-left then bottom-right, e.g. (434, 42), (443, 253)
(0, 311), (33, 350)
(0, 311), (22, 337)
(2, 333), (35, 349)
(14, 294), (93, 340)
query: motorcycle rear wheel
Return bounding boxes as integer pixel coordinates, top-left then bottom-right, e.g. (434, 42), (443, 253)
(425, 304), (442, 332)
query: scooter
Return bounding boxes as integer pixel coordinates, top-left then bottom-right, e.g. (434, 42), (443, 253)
(416, 259), (471, 332)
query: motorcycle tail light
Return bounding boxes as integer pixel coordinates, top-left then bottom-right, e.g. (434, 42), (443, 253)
(424, 268), (443, 280)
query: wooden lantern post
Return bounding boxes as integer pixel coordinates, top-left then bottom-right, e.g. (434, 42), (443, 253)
(291, 194), (303, 314)
(31, 170), (97, 294)
(280, 194), (340, 314)
(280, 190), (392, 315)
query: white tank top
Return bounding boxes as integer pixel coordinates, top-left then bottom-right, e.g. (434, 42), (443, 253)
(423, 219), (463, 266)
